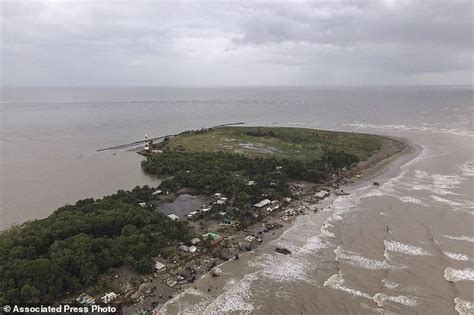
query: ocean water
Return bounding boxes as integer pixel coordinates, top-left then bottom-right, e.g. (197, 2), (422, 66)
(1, 86), (473, 314)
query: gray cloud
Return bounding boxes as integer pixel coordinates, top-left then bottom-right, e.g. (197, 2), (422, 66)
(1, 0), (472, 86)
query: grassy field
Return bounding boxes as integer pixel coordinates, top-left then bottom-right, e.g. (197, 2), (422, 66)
(165, 126), (382, 161)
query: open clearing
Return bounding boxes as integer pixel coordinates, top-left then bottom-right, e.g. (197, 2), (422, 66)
(166, 126), (382, 161)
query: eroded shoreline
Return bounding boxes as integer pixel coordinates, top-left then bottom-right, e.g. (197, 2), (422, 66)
(125, 135), (411, 314)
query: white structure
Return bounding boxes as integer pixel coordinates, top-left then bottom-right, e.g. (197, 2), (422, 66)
(266, 205), (280, 212)
(201, 208), (211, 213)
(245, 235), (256, 242)
(138, 202), (147, 207)
(152, 189), (163, 196)
(315, 190), (329, 198)
(216, 197), (228, 205)
(254, 199), (271, 208)
(247, 180), (256, 186)
(101, 292), (117, 304)
(190, 237), (201, 245)
(154, 261), (166, 271)
(189, 246), (197, 253)
(167, 214), (179, 221)
(187, 211), (199, 219)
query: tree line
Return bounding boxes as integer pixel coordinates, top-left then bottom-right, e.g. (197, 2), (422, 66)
(0, 186), (190, 304)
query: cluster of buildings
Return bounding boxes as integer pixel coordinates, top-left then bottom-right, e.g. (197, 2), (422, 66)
(75, 292), (117, 306)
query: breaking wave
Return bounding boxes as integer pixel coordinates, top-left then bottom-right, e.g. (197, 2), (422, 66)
(373, 293), (417, 307)
(334, 246), (386, 270)
(399, 196), (428, 206)
(430, 195), (464, 207)
(444, 267), (474, 282)
(324, 272), (418, 308)
(454, 298), (474, 315)
(345, 122), (474, 138)
(384, 240), (432, 256)
(459, 161), (474, 177)
(443, 235), (474, 243)
(443, 251), (469, 261)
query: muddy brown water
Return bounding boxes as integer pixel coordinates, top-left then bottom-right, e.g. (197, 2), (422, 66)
(1, 86), (472, 314)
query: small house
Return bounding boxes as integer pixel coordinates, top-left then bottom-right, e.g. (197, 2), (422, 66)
(167, 214), (179, 221)
(220, 218), (239, 226)
(138, 202), (147, 207)
(201, 208), (211, 213)
(76, 293), (95, 306)
(247, 180), (256, 186)
(187, 211), (199, 219)
(152, 189), (163, 196)
(101, 292), (117, 304)
(189, 246), (197, 253)
(254, 199), (271, 208)
(154, 261), (166, 271)
(315, 190), (329, 199)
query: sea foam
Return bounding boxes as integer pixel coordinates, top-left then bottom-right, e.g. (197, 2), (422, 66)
(334, 246), (386, 270)
(384, 240), (432, 256)
(444, 267), (474, 282)
(248, 253), (310, 283)
(399, 196), (428, 206)
(323, 272), (371, 299)
(454, 297), (474, 315)
(203, 274), (257, 314)
(459, 161), (474, 177)
(373, 293), (417, 307)
(443, 235), (474, 243)
(443, 251), (470, 261)
(430, 195), (464, 207)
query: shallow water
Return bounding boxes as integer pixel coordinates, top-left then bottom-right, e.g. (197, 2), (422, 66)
(156, 194), (208, 219)
(1, 86), (473, 314)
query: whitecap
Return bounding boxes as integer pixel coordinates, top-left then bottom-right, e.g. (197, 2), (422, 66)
(203, 274), (257, 314)
(382, 278), (399, 290)
(373, 293), (417, 307)
(444, 251), (470, 261)
(399, 196), (428, 206)
(454, 297), (474, 315)
(248, 253), (309, 283)
(360, 189), (386, 199)
(384, 240), (432, 256)
(459, 161), (474, 177)
(431, 195), (464, 207)
(345, 122), (474, 138)
(334, 246), (386, 270)
(323, 271), (371, 299)
(444, 267), (474, 282)
(443, 235), (474, 243)
(432, 174), (463, 192)
(301, 235), (328, 252)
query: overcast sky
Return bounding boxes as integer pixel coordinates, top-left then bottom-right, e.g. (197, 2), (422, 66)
(1, 0), (472, 86)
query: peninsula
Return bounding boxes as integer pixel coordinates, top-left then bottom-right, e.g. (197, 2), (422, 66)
(0, 126), (407, 311)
